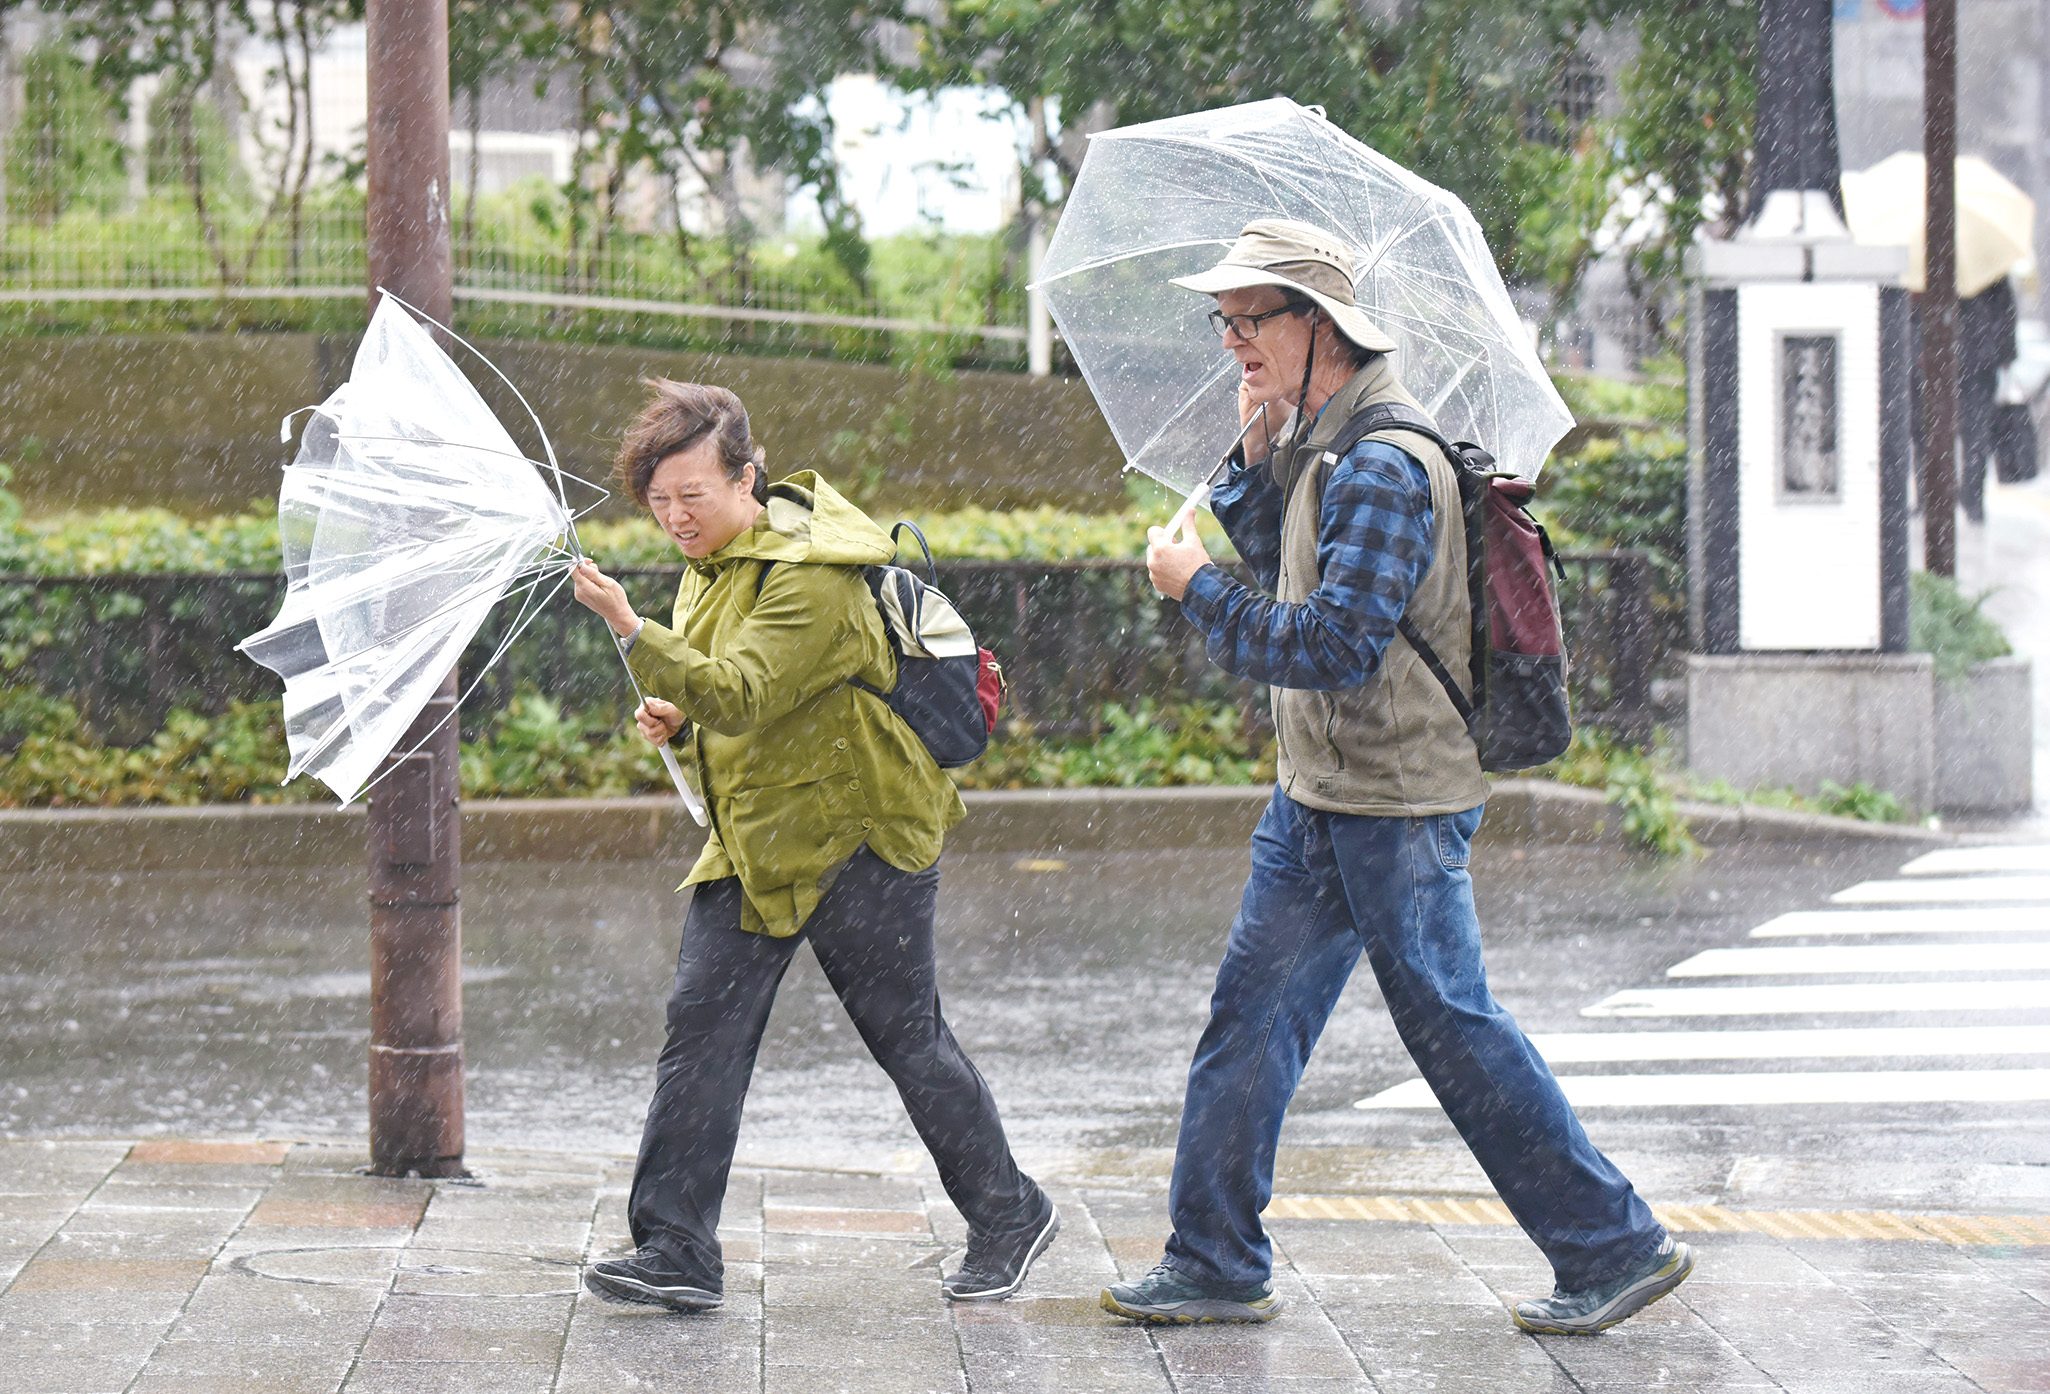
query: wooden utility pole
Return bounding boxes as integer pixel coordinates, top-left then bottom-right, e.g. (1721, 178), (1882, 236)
(363, 0), (464, 1179)
(1921, 0), (1960, 577)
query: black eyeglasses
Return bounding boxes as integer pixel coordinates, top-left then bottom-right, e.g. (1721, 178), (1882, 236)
(1207, 303), (1306, 340)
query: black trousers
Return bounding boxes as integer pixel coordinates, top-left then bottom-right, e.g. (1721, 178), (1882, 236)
(627, 846), (1037, 1285)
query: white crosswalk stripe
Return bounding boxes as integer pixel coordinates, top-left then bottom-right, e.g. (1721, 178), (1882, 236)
(1832, 875), (2050, 904)
(1357, 1069), (2050, 1109)
(1900, 846), (2050, 876)
(1665, 943), (2050, 976)
(1524, 1025), (2050, 1062)
(1582, 980), (2050, 1017)
(1356, 843), (2050, 1112)
(1749, 907), (2050, 937)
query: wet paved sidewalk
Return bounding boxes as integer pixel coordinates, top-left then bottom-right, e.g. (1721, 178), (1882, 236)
(3, 1140), (2047, 1393)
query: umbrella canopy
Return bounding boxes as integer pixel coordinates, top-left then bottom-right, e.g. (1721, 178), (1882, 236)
(1036, 97), (1573, 494)
(239, 297), (574, 804)
(1842, 152), (2036, 297)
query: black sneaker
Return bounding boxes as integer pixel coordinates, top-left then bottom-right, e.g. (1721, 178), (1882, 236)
(941, 1193), (1061, 1302)
(583, 1248), (722, 1312)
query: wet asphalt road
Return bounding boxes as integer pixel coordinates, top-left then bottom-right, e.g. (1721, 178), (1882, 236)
(13, 831), (2044, 1215)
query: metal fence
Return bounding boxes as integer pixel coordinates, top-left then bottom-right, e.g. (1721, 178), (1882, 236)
(0, 554), (1662, 749)
(0, 200), (1027, 354)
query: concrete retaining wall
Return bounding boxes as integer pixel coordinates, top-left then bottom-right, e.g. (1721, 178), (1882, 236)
(0, 334), (1124, 516)
(1934, 657), (2036, 815)
(1687, 653), (1938, 814)
(0, 780), (1943, 876)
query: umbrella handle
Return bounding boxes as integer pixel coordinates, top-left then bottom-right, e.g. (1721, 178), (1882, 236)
(658, 741), (708, 827)
(1166, 483), (1212, 542)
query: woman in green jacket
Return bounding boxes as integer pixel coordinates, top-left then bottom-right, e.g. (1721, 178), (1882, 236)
(570, 379), (1055, 1312)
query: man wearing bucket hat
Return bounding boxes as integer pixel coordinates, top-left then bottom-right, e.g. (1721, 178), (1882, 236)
(1104, 219), (1689, 1335)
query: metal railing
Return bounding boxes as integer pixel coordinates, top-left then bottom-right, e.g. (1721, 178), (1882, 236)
(0, 201), (1026, 348)
(0, 553), (1663, 750)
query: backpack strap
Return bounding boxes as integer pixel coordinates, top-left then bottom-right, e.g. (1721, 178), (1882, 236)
(1320, 401), (1489, 724)
(890, 521), (940, 586)
(752, 559), (776, 600)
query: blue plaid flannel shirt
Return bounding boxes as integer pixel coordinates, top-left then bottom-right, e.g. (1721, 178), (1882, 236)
(1180, 439), (1434, 691)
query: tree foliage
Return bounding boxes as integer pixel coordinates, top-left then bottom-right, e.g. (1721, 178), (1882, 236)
(904, 0), (1763, 334)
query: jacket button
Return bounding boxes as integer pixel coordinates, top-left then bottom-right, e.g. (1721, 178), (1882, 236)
(860, 818), (872, 829)
(834, 738), (849, 750)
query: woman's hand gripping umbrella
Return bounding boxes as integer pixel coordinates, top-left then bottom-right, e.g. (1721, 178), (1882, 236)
(237, 291), (707, 824)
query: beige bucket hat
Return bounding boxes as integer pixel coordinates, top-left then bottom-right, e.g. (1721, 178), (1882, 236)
(1171, 218), (1397, 354)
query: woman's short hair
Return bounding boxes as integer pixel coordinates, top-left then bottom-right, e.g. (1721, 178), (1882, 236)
(615, 379), (768, 506)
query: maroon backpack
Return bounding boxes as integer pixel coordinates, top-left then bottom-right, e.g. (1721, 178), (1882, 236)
(1323, 403), (1572, 773)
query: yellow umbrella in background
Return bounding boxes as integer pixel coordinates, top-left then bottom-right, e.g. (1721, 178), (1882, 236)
(1841, 151), (2036, 296)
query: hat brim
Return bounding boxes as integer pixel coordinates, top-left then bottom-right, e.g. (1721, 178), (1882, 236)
(1170, 265), (1398, 354)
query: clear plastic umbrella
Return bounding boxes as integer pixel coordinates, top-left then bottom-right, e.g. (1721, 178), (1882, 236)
(1036, 97), (1573, 506)
(238, 294), (703, 820)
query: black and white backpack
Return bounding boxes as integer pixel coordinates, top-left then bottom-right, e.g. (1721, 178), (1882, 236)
(758, 522), (1002, 768)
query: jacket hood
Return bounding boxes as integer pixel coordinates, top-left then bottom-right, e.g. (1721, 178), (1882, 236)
(694, 470), (896, 571)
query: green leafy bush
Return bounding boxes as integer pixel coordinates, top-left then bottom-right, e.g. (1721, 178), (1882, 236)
(1550, 370), (1685, 427)
(954, 701), (1273, 791)
(8, 493), (1237, 575)
(1909, 571), (2012, 684)
(458, 692), (668, 799)
(0, 696), (316, 807)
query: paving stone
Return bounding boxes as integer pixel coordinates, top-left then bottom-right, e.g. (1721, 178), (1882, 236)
(125, 1339), (358, 1394)
(765, 1205), (932, 1237)
(250, 1198), (428, 1229)
(343, 1362), (560, 1394)
(761, 1172), (924, 1212)
(388, 1251), (583, 1299)
(0, 1320), (166, 1360)
(1169, 1378), (1378, 1394)
(556, 1310), (762, 1394)
(0, 1288), (189, 1325)
(957, 1348), (1172, 1393)
(87, 1181), (265, 1211)
(408, 1217), (587, 1257)
(763, 1231), (945, 1268)
(1302, 1271), (1504, 1307)
(763, 1268), (939, 1309)
(1154, 1328), (1368, 1379)
(109, 1162), (283, 1189)
(7, 1257), (209, 1293)
(763, 1325), (962, 1370)
(127, 1140), (291, 1166)
(0, 1351), (154, 1394)
(359, 1324), (567, 1363)
(164, 1275), (385, 1344)
(1779, 1237), (1989, 1280)
(220, 1226), (420, 1255)
(0, 1197), (88, 1224)
(753, 1364), (966, 1394)
(50, 1210), (245, 1259)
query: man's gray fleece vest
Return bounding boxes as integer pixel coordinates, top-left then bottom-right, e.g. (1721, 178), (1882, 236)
(1270, 357), (1489, 817)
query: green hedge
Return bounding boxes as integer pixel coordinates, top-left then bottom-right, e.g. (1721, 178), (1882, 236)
(0, 687), (1265, 809)
(0, 495), (1236, 575)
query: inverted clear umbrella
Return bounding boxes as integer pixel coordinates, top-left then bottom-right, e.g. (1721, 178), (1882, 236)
(1036, 97), (1572, 510)
(238, 294), (704, 820)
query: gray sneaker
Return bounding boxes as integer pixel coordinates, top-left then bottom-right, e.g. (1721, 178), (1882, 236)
(1101, 1262), (1284, 1324)
(1512, 1236), (1694, 1335)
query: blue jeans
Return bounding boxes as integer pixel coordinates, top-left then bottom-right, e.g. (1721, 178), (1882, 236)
(1163, 789), (1664, 1293)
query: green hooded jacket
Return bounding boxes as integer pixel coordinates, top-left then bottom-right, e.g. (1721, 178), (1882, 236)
(624, 472), (965, 937)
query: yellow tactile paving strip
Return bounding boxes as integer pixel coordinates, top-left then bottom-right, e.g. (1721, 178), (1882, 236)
(1264, 1195), (2050, 1246)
